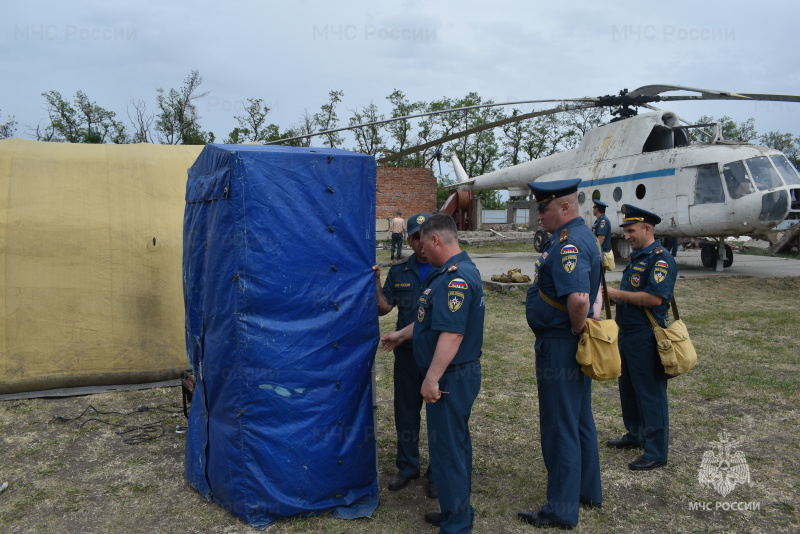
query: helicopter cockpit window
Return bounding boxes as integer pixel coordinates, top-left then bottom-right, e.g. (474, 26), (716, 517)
(722, 160), (754, 199)
(694, 164), (725, 204)
(746, 156), (783, 191)
(770, 155), (800, 186)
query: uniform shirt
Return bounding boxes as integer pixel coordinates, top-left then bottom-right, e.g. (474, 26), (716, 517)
(413, 251), (485, 369)
(593, 213), (612, 253)
(526, 217), (601, 335)
(382, 254), (435, 347)
(615, 239), (677, 329)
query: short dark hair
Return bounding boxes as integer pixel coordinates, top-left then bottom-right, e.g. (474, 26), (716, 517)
(419, 213), (457, 243)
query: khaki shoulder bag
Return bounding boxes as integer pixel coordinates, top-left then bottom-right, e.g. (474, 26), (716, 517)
(643, 297), (697, 377)
(538, 267), (621, 381)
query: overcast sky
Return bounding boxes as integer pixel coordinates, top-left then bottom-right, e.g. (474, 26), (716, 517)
(2, 0), (799, 156)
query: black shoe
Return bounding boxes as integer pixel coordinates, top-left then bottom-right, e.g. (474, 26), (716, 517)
(628, 456), (667, 471)
(425, 478), (438, 499)
(424, 512), (442, 527)
(424, 512), (472, 529)
(606, 438), (642, 449)
(517, 510), (573, 530)
(388, 471), (419, 491)
(580, 500), (602, 510)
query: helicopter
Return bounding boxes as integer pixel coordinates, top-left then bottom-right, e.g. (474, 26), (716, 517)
(270, 85), (800, 270)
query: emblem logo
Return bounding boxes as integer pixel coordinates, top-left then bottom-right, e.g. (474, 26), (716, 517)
(655, 260), (669, 269)
(630, 273), (641, 287)
(417, 306), (425, 322)
(448, 278), (468, 289)
(448, 291), (465, 312)
(416, 215), (427, 224)
(561, 244), (579, 255)
(654, 269), (666, 283)
(699, 431), (751, 498)
(562, 255), (577, 273)
(423, 288), (432, 295)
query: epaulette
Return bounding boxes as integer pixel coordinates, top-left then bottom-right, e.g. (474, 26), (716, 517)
(447, 262), (460, 273)
(654, 247), (664, 255)
(391, 256), (410, 266)
(559, 228), (570, 243)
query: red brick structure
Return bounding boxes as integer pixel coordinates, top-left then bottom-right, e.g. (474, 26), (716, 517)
(376, 167), (437, 220)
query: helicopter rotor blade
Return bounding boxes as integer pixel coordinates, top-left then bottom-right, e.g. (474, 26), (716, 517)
(265, 98), (596, 146)
(376, 103), (598, 164)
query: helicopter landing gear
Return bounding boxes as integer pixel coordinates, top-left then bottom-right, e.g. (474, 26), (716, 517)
(700, 240), (733, 270)
(533, 229), (548, 253)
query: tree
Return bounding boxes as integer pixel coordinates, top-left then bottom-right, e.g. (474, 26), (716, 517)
(693, 115), (757, 143)
(38, 90), (127, 143)
(126, 98), (154, 143)
(384, 89), (424, 167)
(155, 70), (213, 145)
(313, 90), (344, 148)
(223, 98), (286, 144)
(348, 102), (385, 156)
(0, 109), (16, 139)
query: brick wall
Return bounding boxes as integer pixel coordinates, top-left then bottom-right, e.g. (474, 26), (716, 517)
(376, 167), (437, 220)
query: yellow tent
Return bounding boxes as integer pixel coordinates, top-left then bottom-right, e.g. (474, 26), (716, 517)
(0, 139), (203, 394)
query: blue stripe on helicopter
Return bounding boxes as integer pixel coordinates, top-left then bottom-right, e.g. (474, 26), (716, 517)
(579, 168), (676, 187)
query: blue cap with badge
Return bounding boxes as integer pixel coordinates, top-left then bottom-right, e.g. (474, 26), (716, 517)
(620, 204), (662, 226)
(593, 199), (608, 209)
(527, 178), (582, 208)
(407, 213), (431, 236)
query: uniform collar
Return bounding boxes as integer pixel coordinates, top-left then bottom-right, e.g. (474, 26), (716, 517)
(440, 250), (468, 271)
(631, 239), (660, 260)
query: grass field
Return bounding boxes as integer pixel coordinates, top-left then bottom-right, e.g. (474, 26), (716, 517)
(1, 262), (798, 533)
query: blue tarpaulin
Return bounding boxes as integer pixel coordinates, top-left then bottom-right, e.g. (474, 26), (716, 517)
(182, 144), (379, 529)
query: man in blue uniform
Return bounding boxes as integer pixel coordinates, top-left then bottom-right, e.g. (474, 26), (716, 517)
(374, 213), (437, 497)
(592, 200), (614, 271)
(519, 179), (603, 530)
(606, 204), (677, 471)
(380, 213), (484, 534)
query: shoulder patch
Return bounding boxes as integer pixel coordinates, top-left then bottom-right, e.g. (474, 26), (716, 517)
(559, 228), (570, 243)
(561, 244), (579, 255)
(655, 260), (669, 269)
(448, 291), (465, 312)
(448, 278), (468, 289)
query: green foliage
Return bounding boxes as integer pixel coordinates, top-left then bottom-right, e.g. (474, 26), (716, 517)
(38, 90), (127, 143)
(0, 109), (16, 139)
(759, 130), (800, 168)
(224, 97), (285, 144)
(693, 115), (757, 143)
(155, 70), (213, 145)
(349, 101), (385, 156)
(313, 90), (345, 148)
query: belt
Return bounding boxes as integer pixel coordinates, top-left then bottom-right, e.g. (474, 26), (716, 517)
(444, 360), (479, 373)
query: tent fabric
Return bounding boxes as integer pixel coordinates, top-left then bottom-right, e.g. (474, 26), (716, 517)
(182, 144), (379, 529)
(0, 139), (203, 394)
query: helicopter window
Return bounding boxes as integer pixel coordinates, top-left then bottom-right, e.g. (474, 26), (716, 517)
(636, 184), (646, 199)
(746, 157), (783, 191)
(613, 187), (622, 202)
(578, 191), (586, 204)
(722, 160), (754, 199)
(694, 164), (725, 204)
(770, 155), (800, 186)
(643, 125), (674, 152)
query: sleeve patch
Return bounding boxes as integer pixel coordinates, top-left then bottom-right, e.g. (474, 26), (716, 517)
(448, 291), (465, 312)
(448, 278), (468, 289)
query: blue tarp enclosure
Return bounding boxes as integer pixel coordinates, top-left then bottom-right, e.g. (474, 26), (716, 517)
(182, 144), (379, 529)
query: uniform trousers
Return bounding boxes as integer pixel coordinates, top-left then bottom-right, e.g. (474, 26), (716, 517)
(425, 360), (481, 534)
(618, 327), (669, 462)
(393, 344), (424, 477)
(534, 335), (602, 526)
(391, 233), (403, 258)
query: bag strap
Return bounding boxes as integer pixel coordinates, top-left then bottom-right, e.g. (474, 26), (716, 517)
(539, 290), (567, 312)
(643, 295), (680, 327)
